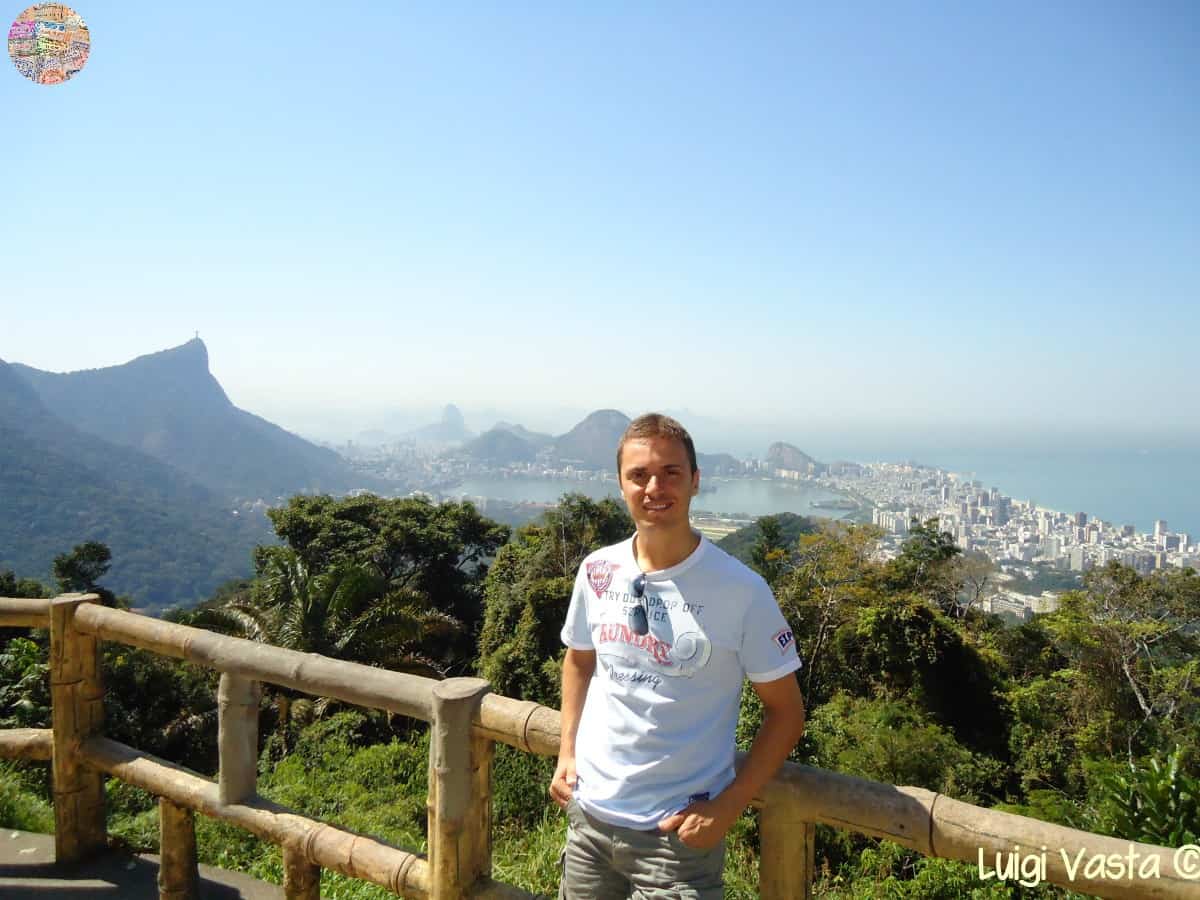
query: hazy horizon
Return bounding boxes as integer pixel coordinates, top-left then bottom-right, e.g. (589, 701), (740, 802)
(5, 335), (1197, 533)
(7, 338), (1200, 455)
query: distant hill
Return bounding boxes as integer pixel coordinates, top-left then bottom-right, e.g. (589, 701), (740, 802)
(716, 512), (820, 564)
(12, 340), (372, 501)
(0, 358), (264, 610)
(462, 427), (539, 464)
(553, 409), (631, 470)
(766, 441), (826, 475)
(407, 404), (473, 446)
(451, 413), (756, 473)
(492, 421), (554, 447)
(697, 452), (744, 476)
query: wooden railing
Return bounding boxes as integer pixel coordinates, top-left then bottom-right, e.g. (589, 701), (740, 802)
(1, 594), (1198, 899)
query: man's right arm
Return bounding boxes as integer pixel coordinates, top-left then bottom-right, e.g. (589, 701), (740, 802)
(549, 647), (596, 808)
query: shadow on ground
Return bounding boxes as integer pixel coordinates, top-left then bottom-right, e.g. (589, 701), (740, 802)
(0, 830), (282, 899)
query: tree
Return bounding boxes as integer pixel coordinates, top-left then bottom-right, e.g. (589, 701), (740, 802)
(260, 494), (508, 663)
(749, 515), (789, 587)
(478, 494), (632, 707)
(186, 549), (463, 751)
(955, 552), (999, 620)
(0, 570), (49, 599)
(1080, 746), (1200, 847)
(1044, 562), (1200, 761)
(882, 518), (964, 616)
(716, 512), (817, 570)
(474, 494), (632, 827)
(774, 522), (883, 705)
(188, 550), (463, 676)
(0, 637), (51, 728)
(828, 593), (1008, 757)
(806, 692), (1004, 802)
(52, 541), (118, 606)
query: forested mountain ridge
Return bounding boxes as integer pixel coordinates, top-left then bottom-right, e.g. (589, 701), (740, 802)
(12, 339), (373, 501)
(0, 357), (264, 609)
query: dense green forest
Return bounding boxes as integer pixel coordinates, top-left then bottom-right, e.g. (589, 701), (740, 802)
(2, 495), (1198, 898)
(0, 357), (267, 609)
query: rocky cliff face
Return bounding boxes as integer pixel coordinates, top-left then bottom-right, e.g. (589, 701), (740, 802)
(12, 339), (372, 500)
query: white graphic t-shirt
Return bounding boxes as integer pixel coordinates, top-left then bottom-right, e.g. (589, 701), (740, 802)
(560, 533), (801, 829)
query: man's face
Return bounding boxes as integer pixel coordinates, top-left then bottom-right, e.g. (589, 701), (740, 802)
(618, 436), (700, 535)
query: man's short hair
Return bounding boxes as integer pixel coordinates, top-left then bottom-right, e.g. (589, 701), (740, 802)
(617, 413), (698, 476)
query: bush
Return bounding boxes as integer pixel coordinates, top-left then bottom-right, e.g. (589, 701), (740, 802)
(1080, 747), (1200, 847)
(0, 764), (54, 833)
(492, 743), (557, 827)
(806, 692), (1005, 803)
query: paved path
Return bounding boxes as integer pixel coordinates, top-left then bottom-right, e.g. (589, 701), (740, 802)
(0, 829), (283, 899)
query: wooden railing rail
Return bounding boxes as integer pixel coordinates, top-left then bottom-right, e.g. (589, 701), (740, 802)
(0, 595), (52, 627)
(1, 594), (1198, 900)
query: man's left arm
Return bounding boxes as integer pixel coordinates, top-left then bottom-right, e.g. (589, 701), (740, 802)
(658, 674), (806, 849)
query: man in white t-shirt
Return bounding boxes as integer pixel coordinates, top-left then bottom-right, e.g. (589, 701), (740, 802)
(550, 413), (805, 899)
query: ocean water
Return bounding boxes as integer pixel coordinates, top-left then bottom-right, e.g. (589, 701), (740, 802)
(885, 446), (1199, 537)
(751, 428), (1200, 537)
(687, 426), (1200, 537)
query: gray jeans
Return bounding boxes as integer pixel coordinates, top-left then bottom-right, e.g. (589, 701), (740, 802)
(558, 797), (725, 900)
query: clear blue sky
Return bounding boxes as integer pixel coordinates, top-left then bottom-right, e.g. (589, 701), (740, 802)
(4, 1), (1198, 439)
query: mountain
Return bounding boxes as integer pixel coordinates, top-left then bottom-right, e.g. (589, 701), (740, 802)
(0, 358), (264, 610)
(696, 452), (744, 476)
(452, 413), (748, 472)
(12, 339), (370, 500)
(553, 409), (631, 470)
(407, 404), (473, 446)
(766, 441), (826, 475)
(492, 421), (554, 447)
(462, 427), (539, 464)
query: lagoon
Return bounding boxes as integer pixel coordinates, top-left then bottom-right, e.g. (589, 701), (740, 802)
(444, 475), (855, 520)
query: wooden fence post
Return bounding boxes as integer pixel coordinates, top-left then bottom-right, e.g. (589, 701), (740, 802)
(284, 844), (321, 900)
(158, 798), (198, 900)
(759, 798), (814, 900)
(218, 673), (261, 804)
(428, 677), (492, 900)
(49, 594), (106, 863)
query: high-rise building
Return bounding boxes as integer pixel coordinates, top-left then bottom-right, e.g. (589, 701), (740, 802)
(1154, 520), (1168, 538)
(1122, 524), (1136, 538)
(1074, 512), (1088, 527)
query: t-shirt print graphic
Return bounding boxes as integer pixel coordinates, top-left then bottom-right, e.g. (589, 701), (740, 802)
(596, 621), (712, 677)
